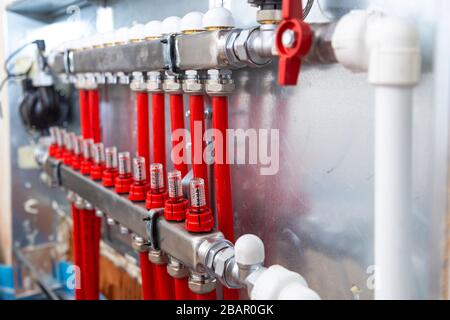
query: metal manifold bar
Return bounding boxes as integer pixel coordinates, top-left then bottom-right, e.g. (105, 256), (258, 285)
(43, 157), (224, 273)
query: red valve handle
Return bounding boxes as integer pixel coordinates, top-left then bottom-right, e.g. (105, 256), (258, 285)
(275, 0), (313, 86)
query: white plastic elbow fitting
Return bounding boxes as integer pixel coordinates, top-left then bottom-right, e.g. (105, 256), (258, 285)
(161, 16), (182, 35)
(144, 20), (162, 39)
(332, 9), (421, 86)
(181, 12), (205, 33)
(250, 265), (321, 300)
(203, 7), (235, 30)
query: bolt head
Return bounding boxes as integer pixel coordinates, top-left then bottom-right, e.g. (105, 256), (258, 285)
(281, 29), (296, 48)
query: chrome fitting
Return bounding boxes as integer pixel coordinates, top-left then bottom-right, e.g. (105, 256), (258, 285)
(106, 217), (116, 226)
(256, 9), (282, 25)
(163, 74), (183, 93)
(66, 191), (76, 204)
(74, 74), (87, 90)
(117, 72), (130, 85)
(146, 71), (164, 93)
(83, 200), (94, 211)
(188, 272), (217, 294)
(148, 249), (168, 265)
(205, 69), (235, 96)
(183, 70), (204, 94)
(119, 225), (130, 235)
(84, 73), (98, 90)
(167, 256), (189, 279)
(74, 194), (84, 210)
(95, 73), (106, 85)
(130, 72), (147, 91)
(95, 209), (104, 218)
(234, 27), (274, 68)
(132, 235), (150, 253)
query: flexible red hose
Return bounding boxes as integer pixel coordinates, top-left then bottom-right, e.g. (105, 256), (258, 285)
(195, 291), (217, 300)
(79, 209), (97, 299)
(88, 89), (101, 143)
(154, 264), (174, 300)
(79, 90), (91, 139)
(189, 95), (209, 205)
(136, 92), (150, 173)
(211, 96), (239, 300)
(71, 204), (83, 300)
(139, 251), (155, 300)
(169, 94), (188, 177)
(174, 278), (191, 300)
(152, 93), (166, 177)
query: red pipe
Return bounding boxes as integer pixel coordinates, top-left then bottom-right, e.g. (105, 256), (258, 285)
(169, 94), (188, 177)
(174, 278), (191, 300)
(195, 291), (217, 300)
(71, 204), (83, 300)
(154, 264), (174, 300)
(139, 251), (155, 300)
(79, 209), (97, 299)
(152, 93), (166, 177)
(189, 95), (209, 205)
(211, 96), (239, 300)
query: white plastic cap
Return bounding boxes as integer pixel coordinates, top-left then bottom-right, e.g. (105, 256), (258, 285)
(203, 7), (234, 30)
(114, 27), (130, 44)
(128, 23), (145, 41)
(144, 20), (162, 39)
(235, 234), (265, 266)
(161, 16), (181, 35)
(101, 31), (115, 45)
(181, 12), (205, 33)
(250, 265), (320, 300)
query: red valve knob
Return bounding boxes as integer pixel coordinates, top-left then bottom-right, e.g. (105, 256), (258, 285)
(164, 170), (189, 221)
(275, 0), (313, 86)
(115, 151), (133, 194)
(129, 157), (150, 202)
(185, 178), (214, 233)
(102, 146), (119, 187)
(145, 163), (168, 209)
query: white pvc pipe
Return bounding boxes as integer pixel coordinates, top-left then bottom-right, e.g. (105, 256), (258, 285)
(374, 85), (415, 299)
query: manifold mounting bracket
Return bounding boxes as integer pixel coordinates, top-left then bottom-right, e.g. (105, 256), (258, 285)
(144, 208), (164, 250)
(162, 34), (181, 76)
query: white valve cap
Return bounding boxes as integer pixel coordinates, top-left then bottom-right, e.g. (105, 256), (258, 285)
(181, 11), (205, 33)
(235, 234), (265, 266)
(250, 265), (321, 300)
(203, 7), (234, 30)
(128, 23), (145, 41)
(144, 20), (162, 39)
(114, 27), (130, 44)
(161, 16), (181, 35)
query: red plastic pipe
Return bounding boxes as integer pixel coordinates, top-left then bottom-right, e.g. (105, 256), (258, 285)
(154, 264), (174, 300)
(139, 251), (155, 300)
(169, 94), (188, 177)
(152, 93), (167, 177)
(79, 90), (91, 139)
(71, 204), (83, 300)
(211, 96), (239, 300)
(189, 95), (209, 205)
(79, 209), (97, 299)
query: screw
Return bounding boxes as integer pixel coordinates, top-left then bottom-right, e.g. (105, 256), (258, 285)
(282, 29), (296, 48)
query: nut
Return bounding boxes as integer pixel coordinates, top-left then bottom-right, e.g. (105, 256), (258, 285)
(233, 28), (252, 63)
(148, 249), (168, 265)
(205, 81), (235, 95)
(106, 217), (116, 226)
(130, 72), (147, 91)
(256, 9), (282, 24)
(146, 71), (163, 92)
(188, 273), (217, 294)
(163, 77), (183, 93)
(95, 209), (104, 218)
(213, 247), (235, 279)
(167, 257), (189, 279)
(132, 235), (149, 252)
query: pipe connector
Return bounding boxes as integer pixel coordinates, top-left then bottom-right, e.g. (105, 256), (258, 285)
(146, 71), (164, 93)
(188, 272), (216, 294)
(167, 256), (189, 279)
(105, 72), (118, 84)
(84, 73), (98, 89)
(205, 69), (235, 96)
(130, 72), (147, 92)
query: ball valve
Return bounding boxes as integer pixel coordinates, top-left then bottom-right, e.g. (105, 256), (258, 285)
(275, 0), (312, 85)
